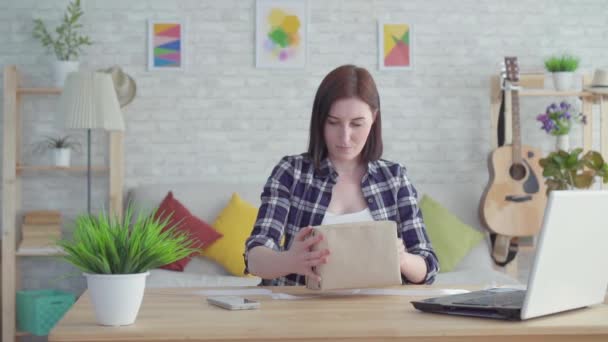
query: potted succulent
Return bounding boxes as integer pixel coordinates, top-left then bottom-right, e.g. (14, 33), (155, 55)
(539, 148), (608, 193)
(56, 206), (198, 326)
(544, 54), (580, 91)
(32, 0), (92, 86)
(34, 135), (81, 167)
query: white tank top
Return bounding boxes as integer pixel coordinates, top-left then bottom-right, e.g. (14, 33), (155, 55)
(321, 207), (374, 225)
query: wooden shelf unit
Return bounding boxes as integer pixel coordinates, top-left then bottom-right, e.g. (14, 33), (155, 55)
(488, 72), (608, 280)
(2, 65), (125, 341)
(489, 73), (608, 158)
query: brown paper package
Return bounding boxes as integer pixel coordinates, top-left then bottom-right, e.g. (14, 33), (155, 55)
(306, 220), (402, 291)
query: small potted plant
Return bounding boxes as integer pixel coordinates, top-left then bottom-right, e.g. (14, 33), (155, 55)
(56, 206), (198, 326)
(544, 54), (580, 91)
(32, 0), (92, 86)
(539, 148), (608, 193)
(536, 101), (586, 151)
(34, 135), (81, 167)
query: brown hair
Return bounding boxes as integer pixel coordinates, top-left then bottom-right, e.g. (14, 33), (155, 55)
(307, 64), (383, 169)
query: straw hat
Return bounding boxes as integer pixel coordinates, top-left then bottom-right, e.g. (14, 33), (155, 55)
(585, 69), (608, 95)
(98, 66), (137, 107)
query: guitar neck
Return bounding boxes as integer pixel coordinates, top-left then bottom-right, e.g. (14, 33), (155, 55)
(510, 85), (522, 164)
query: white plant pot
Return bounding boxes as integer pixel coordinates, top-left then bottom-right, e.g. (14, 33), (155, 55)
(84, 272), (149, 326)
(556, 134), (570, 152)
(52, 60), (80, 87)
(53, 148), (71, 167)
(552, 72), (575, 91)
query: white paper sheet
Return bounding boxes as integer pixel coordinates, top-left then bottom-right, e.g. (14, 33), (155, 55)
(352, 288), (469, 296)
(490, 284), (528, 291)
(194, 288), (273, 297)
(271, 288), (469, 300)
(195, 288), (469, 300)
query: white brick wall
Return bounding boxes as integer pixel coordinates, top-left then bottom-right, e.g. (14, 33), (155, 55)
(1, 0), (607, 292)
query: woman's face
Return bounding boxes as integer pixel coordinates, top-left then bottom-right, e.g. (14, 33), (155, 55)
(324, 97), (376, 164)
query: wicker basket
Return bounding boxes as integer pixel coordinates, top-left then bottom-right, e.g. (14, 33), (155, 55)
(17, 289), (75, 336)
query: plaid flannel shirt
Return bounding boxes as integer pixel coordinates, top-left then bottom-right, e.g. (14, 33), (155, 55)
(244, 154), (439, 285)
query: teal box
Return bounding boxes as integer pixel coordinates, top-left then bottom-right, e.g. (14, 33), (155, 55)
(17, 289), (75, 336)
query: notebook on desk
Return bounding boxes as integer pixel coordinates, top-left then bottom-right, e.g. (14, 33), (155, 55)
(412, 190), (608, 320)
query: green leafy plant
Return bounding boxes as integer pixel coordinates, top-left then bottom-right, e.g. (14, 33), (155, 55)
(32, 0), (92, 61)
(33, 135), (81, 153)
(544, 54), (580, 72)
(539, 148), (608, 193)
(56, 206), (199, 274)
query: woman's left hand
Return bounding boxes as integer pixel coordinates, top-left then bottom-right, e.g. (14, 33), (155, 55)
(395, 237), (427, 283)
(396, 237), (407, 267)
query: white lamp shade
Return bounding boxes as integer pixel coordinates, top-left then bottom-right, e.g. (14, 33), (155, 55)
(61, 71), (125, 131)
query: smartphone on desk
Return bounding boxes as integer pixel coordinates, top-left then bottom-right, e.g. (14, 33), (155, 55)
(207, 296), (261, 310)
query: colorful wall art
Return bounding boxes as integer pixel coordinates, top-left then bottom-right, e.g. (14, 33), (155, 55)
(378, 22), (413, 70)
(148, 20), (185, 71)
(256, 0), (308, 69)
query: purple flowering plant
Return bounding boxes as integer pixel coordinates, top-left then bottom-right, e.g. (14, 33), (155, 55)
(536, 101), (586, 136)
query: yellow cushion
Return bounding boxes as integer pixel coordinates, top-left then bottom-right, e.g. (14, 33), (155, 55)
(202, 193), (258, 276)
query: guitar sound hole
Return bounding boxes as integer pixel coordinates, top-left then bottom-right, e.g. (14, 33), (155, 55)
(509, 163), (527, 181)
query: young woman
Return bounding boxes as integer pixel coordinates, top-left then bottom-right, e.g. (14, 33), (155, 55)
(245, 64), (438, 285)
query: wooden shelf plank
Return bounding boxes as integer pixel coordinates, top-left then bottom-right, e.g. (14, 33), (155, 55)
(17, 87), (61, 95)
(518, 245), (537, 252)
(17, 165), (109, 173)
(519, 89), (595, 97)
(16, 331), (31, 337)
(16, 248), (66, 257)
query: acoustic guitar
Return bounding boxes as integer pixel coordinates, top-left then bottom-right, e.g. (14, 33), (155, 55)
(480, 57), (547, 239)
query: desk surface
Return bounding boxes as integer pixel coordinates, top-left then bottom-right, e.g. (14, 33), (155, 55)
(49, 286), (608, 342)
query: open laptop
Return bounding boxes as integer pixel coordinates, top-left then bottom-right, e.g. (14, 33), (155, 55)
(412, 190), (608, 320)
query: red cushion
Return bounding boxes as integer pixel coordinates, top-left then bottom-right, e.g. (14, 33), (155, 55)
(156, 191), (191, 222)
(154, 191), (223, 271)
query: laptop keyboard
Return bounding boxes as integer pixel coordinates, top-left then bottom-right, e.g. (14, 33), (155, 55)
(453, 290), (526, 307)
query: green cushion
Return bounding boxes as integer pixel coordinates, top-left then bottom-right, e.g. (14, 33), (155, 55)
(419, 194), (484, 273)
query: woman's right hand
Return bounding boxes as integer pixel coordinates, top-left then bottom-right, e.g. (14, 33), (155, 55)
(285, 226), (330, 281)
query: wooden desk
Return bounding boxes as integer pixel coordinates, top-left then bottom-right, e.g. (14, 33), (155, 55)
(49, 286), (608, 342)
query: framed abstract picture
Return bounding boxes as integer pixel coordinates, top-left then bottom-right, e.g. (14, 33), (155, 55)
(148, 20), (185, 71)
(378, 21), (413, 70)
(255, 0), (308, 69)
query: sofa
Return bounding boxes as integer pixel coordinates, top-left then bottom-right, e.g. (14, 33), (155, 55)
(127, 181), (520, 288)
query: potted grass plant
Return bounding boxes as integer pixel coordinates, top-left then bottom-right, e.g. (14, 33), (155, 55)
(544, 54), (580, 91)
(33, 135), (81, 167)
(56, 206), (198, 326)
